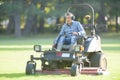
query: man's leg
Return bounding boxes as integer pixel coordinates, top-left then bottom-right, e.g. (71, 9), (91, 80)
(56, 36), (65, 51)
(69, 36), (77, 51)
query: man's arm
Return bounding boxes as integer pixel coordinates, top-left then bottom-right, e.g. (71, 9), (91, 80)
(77, 22), (86, 37)
(53, 25), (65, 44)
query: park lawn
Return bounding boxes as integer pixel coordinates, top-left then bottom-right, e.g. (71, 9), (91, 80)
(0, 32), (120, 80)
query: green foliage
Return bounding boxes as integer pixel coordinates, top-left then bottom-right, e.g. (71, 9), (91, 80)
(3, 1), (24, 15)
(0, 0), (119, 35)
(106, 0), (120, 16)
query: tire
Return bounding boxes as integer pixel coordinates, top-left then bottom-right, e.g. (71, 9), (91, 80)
(70, 64), (79, 76)
(26, 63), (36, 75)
(90, 52), (107, 70)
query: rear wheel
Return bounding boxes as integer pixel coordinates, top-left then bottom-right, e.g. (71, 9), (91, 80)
(90, 52), (107, 70)
(70, 64), (79, 76)
(26, 62), (36, 75)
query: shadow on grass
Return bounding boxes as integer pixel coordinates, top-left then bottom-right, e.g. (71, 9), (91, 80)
(0, 73), (67, 78)
(0, 73), (26, 78)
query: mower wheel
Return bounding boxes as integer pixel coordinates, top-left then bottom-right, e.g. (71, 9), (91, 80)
(90, 52), (107, 70)
(70, 64), (79, 76)
(26, 63), (36, 75)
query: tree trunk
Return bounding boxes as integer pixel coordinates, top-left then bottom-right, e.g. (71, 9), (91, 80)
(38, 17), (44, 32)
(32, 15), (38, 34)
(6, 15), (15, 34)
(115, 15), (119, 33)
(23, 15), (34, 35)
(55, 16), (60, 32)
(14, 14), (21, 37)
(97, 0), (106, 24)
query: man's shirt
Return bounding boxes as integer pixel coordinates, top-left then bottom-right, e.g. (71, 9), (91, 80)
(59, 20), (86, 37)
(54, 20), (86, 44)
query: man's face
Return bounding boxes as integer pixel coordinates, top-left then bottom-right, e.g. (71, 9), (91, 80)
(65, 15), (72, 25)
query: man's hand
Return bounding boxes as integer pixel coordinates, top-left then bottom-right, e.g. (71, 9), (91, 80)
(72, 32), (78, 35)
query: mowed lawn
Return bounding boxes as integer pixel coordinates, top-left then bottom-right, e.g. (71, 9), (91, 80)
(0, 33), (120, 80)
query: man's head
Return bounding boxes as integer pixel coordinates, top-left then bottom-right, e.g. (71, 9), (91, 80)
(65, 12), (75, 25)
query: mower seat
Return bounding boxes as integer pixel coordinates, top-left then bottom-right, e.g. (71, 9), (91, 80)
(62, 44), (71, 49)
(62, 37), (77, 51)
(62, 38), (71, 50)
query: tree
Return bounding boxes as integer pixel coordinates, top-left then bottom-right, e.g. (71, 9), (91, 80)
(97, 0), (106, 24)
(23, 0), (38, 35)
(2, 0), (24, 37)
(106, 0), (120, 32)
(23, 0), (47, 34)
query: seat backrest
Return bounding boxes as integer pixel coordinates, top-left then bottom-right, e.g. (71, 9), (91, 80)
(60, 37), (71, 51)
(61, 37), (84, 51)
(62, 44), (71, 49)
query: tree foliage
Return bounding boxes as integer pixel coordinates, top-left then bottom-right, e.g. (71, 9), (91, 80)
(0, 0), (120, 36)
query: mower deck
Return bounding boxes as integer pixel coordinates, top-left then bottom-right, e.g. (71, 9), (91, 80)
(36, 69), (70, 75)
(36, 67), (106, 75)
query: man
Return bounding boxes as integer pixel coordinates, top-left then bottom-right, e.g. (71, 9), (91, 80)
(54, 12), (86, 51)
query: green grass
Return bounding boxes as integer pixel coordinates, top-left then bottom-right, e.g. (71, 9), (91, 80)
(0, 32), (120, 80)
(0, 33), (57, 45)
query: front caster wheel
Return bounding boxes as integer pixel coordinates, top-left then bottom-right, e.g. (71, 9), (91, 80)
(70, 64), (80, 76)
(26, 61), (36, 75)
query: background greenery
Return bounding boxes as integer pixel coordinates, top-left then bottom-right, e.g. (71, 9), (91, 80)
(0, 0), (120, 37)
